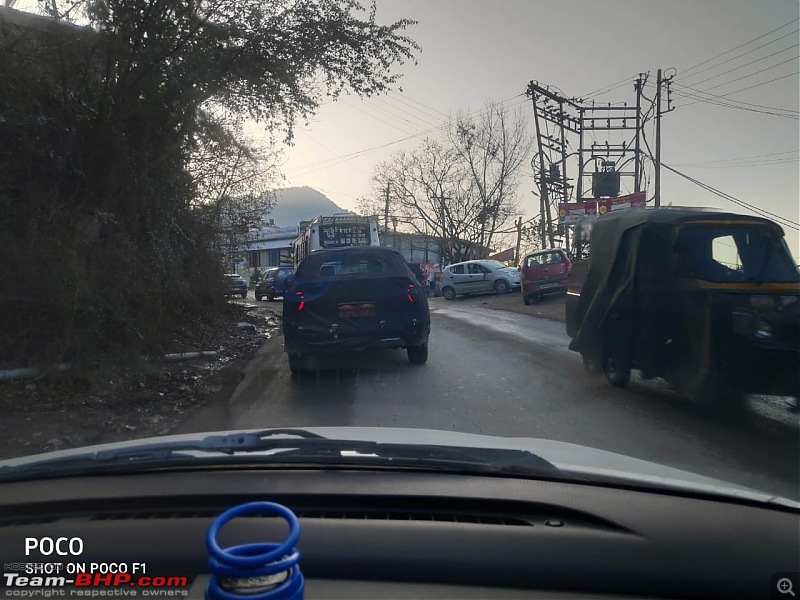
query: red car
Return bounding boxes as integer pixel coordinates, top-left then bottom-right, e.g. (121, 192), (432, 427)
(519, 248), (572, 305)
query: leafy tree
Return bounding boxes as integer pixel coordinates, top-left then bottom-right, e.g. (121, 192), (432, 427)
(0, 1), (419, 363)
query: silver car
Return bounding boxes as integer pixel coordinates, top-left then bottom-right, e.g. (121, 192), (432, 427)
(440, 259), (521, 300)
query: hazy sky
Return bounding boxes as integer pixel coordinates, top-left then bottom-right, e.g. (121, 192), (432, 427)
(10, 0), (799, 255)
(274, 0), (799, 257)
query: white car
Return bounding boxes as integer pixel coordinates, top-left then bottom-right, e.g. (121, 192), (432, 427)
(440, 259), (521, 300)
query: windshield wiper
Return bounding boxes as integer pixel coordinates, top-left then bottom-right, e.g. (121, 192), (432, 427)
(0, 429), (562, 482)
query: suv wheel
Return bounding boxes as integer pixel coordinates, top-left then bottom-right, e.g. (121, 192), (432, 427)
(494, 279), (510, 294)
(267, 291), (275, 302)
(255, 293), (262, 301)
(442, 287), (456, 301)
(240, 291), (247, 298)
(407, 344), (428, 365)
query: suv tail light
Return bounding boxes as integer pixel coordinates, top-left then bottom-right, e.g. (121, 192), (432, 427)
(407, 284), (418, 303)
(295, 291), (305, 311)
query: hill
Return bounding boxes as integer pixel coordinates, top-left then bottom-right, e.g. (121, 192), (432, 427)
(266, 187), (345, 227)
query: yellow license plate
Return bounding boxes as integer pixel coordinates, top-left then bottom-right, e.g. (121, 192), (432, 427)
(338, 303), (377, 318)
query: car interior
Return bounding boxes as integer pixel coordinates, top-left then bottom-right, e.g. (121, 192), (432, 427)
(2, 467), (796, 600)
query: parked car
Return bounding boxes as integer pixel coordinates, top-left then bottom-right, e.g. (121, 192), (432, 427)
(255, 266), (295, 301)
(520, 248), (572, 305)
(440, 259), (521, 301)
(283, 246), (431, 372)
(225, 273), (248, 298)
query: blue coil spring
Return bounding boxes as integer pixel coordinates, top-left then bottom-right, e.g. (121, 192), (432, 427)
(206, 502), (304, 600)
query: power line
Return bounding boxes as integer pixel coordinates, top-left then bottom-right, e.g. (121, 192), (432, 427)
(671, 82), (798, 114)
(359, 96), (440, 132)
(337, 98), (419, 136)
(388, 89), (449, 119)
(668, 157), (799, 168)
(660, 162), (800, 230)
(680, 29), (799, 82)
(284, 94), (527, 177)
(694, 55), (799, 93)
(676, 71), (800, 107)
(577, 73), (639, 100)
(670, 149), (799, 165)
(679, 17), (799, 76)
(292, 128), (371, 176)
(374, 96), (441, 128)
(682, 42), (799, 86)
(670, 87), (800, 119)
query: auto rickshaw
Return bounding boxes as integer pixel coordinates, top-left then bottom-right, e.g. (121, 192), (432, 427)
(565, 208), (800, 406)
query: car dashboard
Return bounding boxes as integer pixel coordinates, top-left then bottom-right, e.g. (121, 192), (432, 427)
(0, 467), (797, 599)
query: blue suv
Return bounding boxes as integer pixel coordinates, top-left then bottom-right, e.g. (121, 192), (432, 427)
(255, 267), (295, 302)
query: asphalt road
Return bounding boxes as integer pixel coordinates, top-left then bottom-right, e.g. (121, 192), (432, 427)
(212, 296), (800, 500)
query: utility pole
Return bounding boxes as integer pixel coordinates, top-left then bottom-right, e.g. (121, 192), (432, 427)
(383, 182), (391, 235)
(655, 68), (662, 208)
(634, 74), (644, 193)
(514, 217), (523, 266)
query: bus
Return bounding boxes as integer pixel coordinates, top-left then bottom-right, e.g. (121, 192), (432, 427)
(292, 213), (381, 267)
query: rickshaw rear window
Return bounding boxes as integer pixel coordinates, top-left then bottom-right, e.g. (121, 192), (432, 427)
(675, 225), (800, 283)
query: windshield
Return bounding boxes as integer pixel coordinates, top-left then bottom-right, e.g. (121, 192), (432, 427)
(676, 225), (800, 283)
(1, 0), (798, 511)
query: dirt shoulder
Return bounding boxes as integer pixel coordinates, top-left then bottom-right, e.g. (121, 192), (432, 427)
(0, 300), (281, 460)
(430, 289), (567, 323)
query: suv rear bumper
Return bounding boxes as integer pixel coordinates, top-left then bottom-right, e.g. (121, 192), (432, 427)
(284, 324), (430, 354)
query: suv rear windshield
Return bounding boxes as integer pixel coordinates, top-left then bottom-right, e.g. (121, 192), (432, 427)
(296, 249), (405, 278)
(318, 257), (389, 276)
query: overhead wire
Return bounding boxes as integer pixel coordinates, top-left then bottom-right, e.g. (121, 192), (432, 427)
(692, 55), (799, 93)
(388, 89), (449, 119)
(659, 162), (800, 230)
(670, 82), (798, 114)
(682, 42), (799, 86)
(679, 16), (799, 76)
(577, 74), (639, 100)
(373, 96), (441, 128)
(680, 28), (799, 82)
(337, 98), (419, 136)
(284, 93), (527, 178)
(668, 157), (799, 168)
(676, 71), (800, 106)
(670, 87), (799, 119)
(669, 149), (799, 166)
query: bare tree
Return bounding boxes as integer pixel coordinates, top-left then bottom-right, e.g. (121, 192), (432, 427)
(448, 102), (533, 254)
(369, 102), (533, 263)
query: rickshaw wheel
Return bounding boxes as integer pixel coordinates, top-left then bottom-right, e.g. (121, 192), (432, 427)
(603, 356), (631, 387)
(581, 354), (601, 376)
